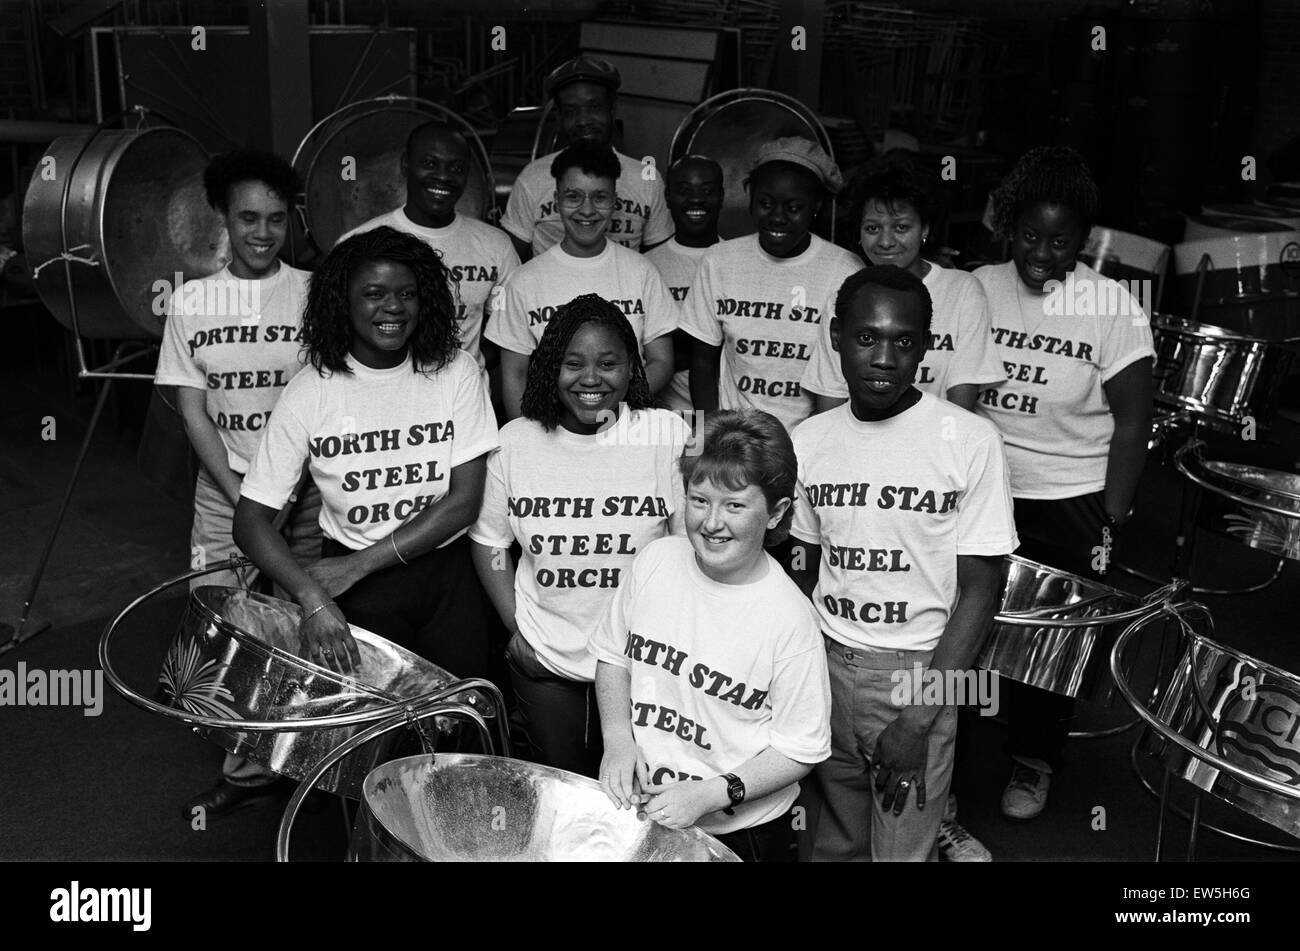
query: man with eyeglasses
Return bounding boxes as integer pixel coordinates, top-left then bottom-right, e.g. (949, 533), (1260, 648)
(500, 55), (674, 262)
(488, 142), (676, 419)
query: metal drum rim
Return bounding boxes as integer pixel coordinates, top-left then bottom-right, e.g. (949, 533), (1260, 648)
(93, 127), (211, 339)
(995, 553), (1152, 629)
(669, 86), (835, 166)
(1175, 440), (1300, 516)
(360, 752), (743, 863)
(297, 96), (497, 250)
(187, 584), (393, 703)
(1110, 609), (1300, 804)
(100, 564), (492, 733)
(1152, 312), (1275, 346)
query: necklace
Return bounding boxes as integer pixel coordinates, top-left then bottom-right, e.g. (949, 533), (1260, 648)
(230, 263), (285, 324)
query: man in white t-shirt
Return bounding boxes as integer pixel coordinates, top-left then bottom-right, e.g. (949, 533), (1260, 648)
(679, 137), (861, 432)
(787, 266), (1018, 861)
(487, 142), (676, 419)
(335, 121), (520, 373)
(500, 55), (673, 261)
(646, 154), (723, 416)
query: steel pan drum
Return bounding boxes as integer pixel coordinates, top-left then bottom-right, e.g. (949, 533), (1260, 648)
(1170, 232), (1300, 339)
(22, 128), (228, 339)
(1176, 442), (1300, 561)
(978, 555), (1146, 703)
(300, 103), (492, 253)
(1201, 202), (1300, 232)
(349, 754), (740, 862)
(1079, 226), (1170, 285)
(670, 89), (834, 241)
(158, 586), (491, 796)
(1143, 632), (1300, 840)
(1151, 314), (1293, 426)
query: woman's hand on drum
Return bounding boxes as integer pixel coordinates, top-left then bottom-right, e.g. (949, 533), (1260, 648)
(873, 718), (929, 815)
(299, 601), (360, 674)
(599, 734), (649, 810)
(639, 779), (719, 831)
(305, 555), (367, 599)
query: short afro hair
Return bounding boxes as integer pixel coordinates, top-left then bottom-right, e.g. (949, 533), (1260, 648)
(990, 145), (1098, 240)
(834, 265), (933, 341)
(203, 149), (300, 213)
(550, 141), (621, 185)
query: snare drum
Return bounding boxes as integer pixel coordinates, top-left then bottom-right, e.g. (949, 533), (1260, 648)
(1176, 441), (1300, 561)
(1151, 314), (1294, 427)
(977, 555), (1148, 703)
(157, 587), (492, 796)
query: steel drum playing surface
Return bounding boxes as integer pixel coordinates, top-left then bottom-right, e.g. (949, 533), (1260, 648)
(358, 754), (739, 862)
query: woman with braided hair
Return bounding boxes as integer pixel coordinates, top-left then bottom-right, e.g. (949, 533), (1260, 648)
(235, 225), (499, 681)
(973, 146), (1154, 821)
(470, 293), (690, 776)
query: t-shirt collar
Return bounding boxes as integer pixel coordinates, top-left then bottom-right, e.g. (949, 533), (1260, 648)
(754, 233), (819, 267)
(397, 207), (461, 239)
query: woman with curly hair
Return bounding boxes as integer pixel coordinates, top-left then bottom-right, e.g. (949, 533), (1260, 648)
(155, 149), (320, 817)
(590, 409), (831, 862)
(974, 146), (1153, 821)
(235, 225), (499, 681)
(469, 293), (690, 776)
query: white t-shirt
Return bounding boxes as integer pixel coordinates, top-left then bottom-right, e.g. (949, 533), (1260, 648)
(973, 260), (1156, 499)
(241, 351), (498, 550)
(500, 149), (674, 255)
(589, 535), (831, 836)
(677, 234), (862, 432)
(790, 394), (1019, 653)
(801, 261), (1005, 402)
(336, 209), (520, 370)
(645, 238), (710, 415)
(485, 241), (676, 356)
(155, 264), (311, 474)
(470, 410), (690, 681)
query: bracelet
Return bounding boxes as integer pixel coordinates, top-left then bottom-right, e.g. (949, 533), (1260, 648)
(390, 533), (409, 566)
(302, 600), (335, 622)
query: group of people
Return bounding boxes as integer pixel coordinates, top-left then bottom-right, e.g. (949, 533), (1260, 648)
(153, 53), (1154, 862)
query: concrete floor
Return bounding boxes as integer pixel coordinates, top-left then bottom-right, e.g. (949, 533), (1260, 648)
(2, 307), (1299, 862)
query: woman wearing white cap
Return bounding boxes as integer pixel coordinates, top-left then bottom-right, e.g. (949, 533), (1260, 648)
(678, 137), (862, 434)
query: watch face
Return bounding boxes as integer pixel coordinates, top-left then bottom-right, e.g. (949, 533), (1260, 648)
(727, 775), (745, 803)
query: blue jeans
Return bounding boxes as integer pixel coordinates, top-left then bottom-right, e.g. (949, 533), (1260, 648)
(801, 639), (957, 862)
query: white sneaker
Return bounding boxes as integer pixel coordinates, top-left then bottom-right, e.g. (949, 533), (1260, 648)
(1000, 758), (1051, 820)
(937, 819), (992, 862)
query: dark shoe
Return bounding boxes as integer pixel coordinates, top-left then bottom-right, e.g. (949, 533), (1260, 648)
(182, 779), (280, 821)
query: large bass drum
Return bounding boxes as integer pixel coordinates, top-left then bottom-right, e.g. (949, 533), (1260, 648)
(669, 88), (836, 242)
(295, 97), (494, 254)
(22, 127), (228, 339)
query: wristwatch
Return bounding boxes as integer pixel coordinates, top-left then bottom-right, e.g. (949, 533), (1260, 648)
(722, 773), (746, 815)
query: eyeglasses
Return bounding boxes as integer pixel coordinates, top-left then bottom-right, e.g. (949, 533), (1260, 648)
(558, 189), (615, 210)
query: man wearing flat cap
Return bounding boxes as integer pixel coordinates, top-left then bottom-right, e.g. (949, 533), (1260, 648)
(679, 136), (860, 434)
(500, 54), (674, 262)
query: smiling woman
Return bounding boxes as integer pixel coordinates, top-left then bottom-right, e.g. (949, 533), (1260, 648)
(470, 294), (688, 777)
(233, 226), (500, 693)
